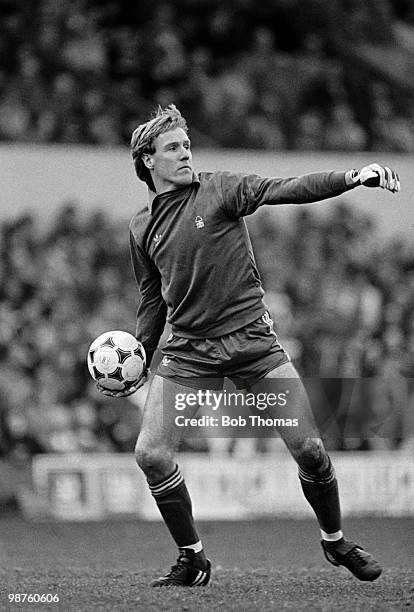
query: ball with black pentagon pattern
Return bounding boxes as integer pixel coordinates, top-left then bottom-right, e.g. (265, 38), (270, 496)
(87, 330), (146, 392)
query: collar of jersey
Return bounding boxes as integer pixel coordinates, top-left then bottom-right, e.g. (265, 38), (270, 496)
(148, 173), (200, 214)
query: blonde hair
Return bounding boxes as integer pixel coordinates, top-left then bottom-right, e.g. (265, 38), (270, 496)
(130, 104), (188, 191)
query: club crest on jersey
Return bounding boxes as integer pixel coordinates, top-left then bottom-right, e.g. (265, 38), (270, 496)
(153, 233), (162, 245)
(195, 216), (204, 229)
(161, 356), (171, 366)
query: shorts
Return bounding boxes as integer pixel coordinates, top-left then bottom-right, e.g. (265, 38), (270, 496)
(156, 312), (290, 389)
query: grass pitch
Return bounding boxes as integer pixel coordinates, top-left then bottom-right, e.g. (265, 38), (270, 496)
(1, 516), (413, 611)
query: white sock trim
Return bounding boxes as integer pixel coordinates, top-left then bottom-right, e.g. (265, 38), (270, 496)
(181, 540), (203, 553)
(320, 529), (343, 542)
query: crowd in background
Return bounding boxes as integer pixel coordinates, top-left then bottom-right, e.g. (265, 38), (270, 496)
(1, 0), (414, 151)
(0, 203), (413, 466)
(1, 0), (414, 496)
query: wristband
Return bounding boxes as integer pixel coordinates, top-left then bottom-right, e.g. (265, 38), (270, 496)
(345, 169), (360, 187)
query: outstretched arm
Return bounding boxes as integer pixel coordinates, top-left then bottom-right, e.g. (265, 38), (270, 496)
(220, 163), (400, 218)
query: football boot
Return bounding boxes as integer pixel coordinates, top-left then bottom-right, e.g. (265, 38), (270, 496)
(322, 538), (382, 581)
(151, 549), (211, 587)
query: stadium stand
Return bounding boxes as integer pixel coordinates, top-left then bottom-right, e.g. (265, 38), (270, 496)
(1, 2), (413, 508)
(0, 203), (413, 463)
(0, 0), (413, 150)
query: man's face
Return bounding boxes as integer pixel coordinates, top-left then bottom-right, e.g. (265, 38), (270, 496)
(146, 127), (193, 193)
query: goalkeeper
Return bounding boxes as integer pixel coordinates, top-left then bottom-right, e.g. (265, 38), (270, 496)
(99, 104), (400, 587)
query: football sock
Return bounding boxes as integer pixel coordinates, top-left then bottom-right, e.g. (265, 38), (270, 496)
(149, 465), (206, 564)
(320, 529), (344, 543)
(180, 540), (203, 553)
(298, 454), (341, 534)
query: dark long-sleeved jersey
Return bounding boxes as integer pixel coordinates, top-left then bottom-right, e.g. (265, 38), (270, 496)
(129, 170), (355, 363)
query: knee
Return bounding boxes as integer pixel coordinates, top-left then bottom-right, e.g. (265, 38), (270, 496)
(135, 439), (174, 480)
(295, 438), (327, 472)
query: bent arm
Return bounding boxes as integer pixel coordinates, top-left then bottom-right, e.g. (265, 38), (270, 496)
(130, 231), (167, 367)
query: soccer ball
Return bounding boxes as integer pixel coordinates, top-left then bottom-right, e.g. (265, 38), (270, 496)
(87, 330), (146, 392)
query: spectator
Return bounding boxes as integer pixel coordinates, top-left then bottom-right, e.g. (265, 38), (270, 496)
(0, 0), (412, 151)
(1, 200), (412, 454)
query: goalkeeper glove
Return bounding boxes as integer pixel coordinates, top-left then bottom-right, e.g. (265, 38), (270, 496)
(96, 368), (150, 398)
(347, 164), (400, 193)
